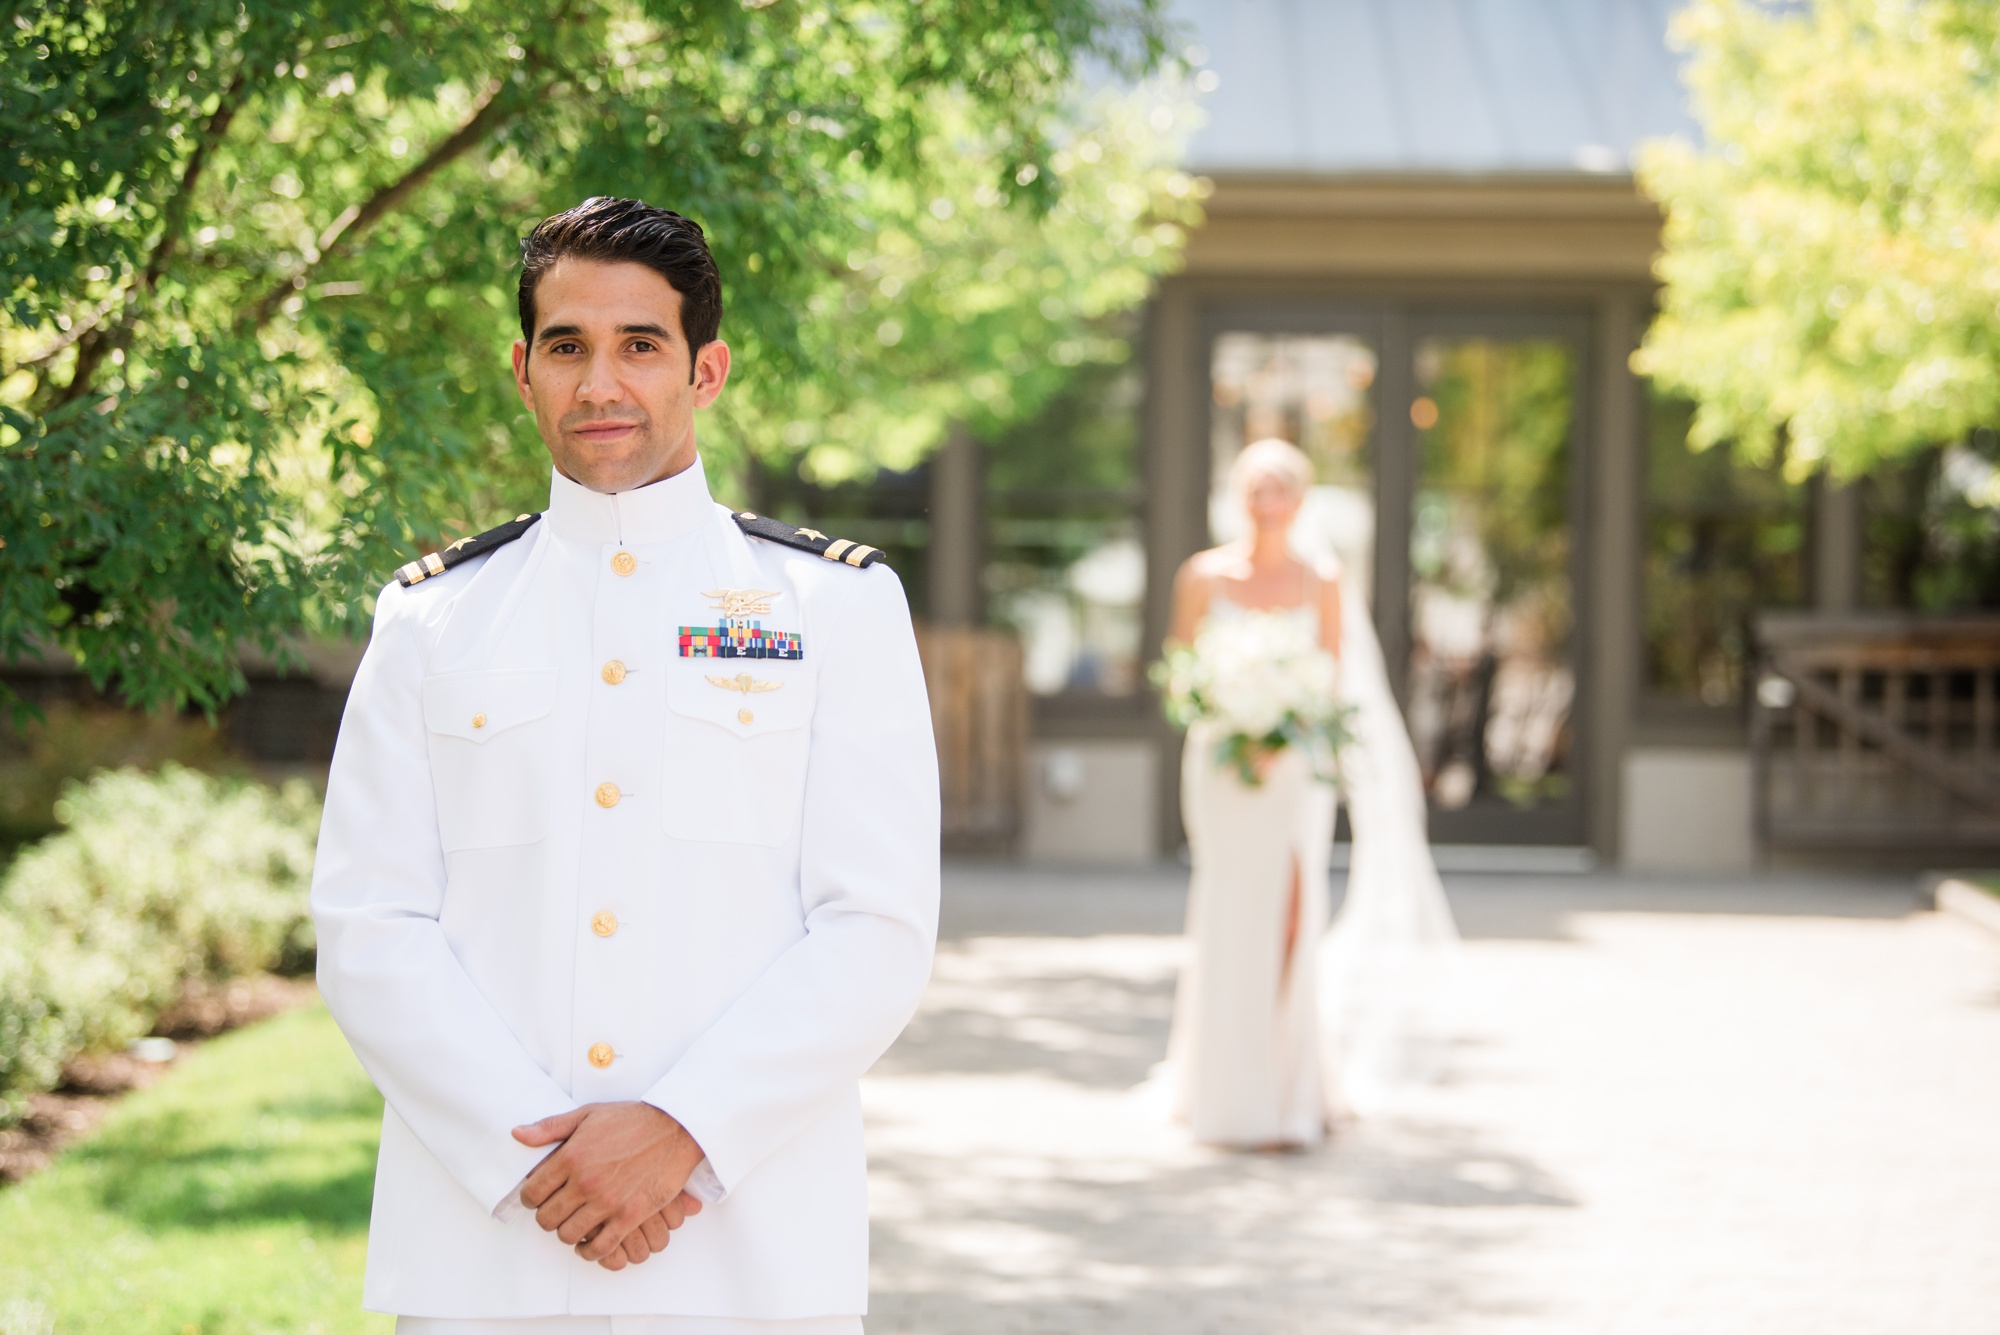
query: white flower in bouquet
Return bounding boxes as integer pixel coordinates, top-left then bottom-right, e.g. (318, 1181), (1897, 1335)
(1150, 610), (1354, 786)
(1203, 614), (1338, 736)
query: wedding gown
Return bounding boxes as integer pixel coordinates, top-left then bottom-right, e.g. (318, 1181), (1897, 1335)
(1167, 570), (1457, 1145)
(1170, 589), (1337, 1147)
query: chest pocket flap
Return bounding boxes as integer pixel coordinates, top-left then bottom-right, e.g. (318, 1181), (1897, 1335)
(423, 669), (557, 742)
(661, 664), (815, 846)
(421, 669), (559, 853)
(665, 665), (815, 737)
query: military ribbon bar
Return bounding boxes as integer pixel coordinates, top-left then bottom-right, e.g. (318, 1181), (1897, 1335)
(678, 617), (805, 661)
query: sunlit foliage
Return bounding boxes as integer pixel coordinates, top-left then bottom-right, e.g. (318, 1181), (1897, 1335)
(1636, 0), (2000, 480)
(0, 1), (1197, 711)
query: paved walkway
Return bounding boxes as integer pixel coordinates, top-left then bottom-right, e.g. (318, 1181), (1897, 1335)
(863, 865), (2000, 1334)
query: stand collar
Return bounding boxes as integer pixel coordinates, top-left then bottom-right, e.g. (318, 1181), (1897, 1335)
(545, 454), (714, 546)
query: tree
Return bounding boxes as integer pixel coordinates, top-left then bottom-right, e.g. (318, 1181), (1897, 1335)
(0, 1), (1197, 712)
(1635, 0), (2000, 481)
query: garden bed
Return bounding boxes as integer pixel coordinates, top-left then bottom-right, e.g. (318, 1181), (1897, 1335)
(0, 1002), (386, 1334)
(0, 973), (317, 1184)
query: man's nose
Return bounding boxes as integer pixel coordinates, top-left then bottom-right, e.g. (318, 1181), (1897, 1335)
(576, 349), (625, 403)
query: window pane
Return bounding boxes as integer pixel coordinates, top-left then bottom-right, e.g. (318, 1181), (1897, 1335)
(1861, 436), (2000, 611)
(1209, 332), (1377, 587)
(1407, 337), (1574, 812)
(985, 363), (1145, 697)
(989, 519), (1145, 695)
(1643, 393), (1805, 707)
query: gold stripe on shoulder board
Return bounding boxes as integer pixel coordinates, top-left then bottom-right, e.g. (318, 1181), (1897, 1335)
(843, 543), (880, 567)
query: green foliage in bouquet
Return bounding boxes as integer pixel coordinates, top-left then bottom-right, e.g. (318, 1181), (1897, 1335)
(0, 764), (319, 1124)
(1150, 614), (1355, 788)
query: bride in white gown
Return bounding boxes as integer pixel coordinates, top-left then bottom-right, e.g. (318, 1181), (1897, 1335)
(1163, 439), (1457, 1148)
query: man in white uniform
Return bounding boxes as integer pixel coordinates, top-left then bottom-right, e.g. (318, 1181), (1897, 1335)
(312, 196), (941, 1333)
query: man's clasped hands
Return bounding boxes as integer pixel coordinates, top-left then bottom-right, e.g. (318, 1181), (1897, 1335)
(512, 1102), (708, 1270)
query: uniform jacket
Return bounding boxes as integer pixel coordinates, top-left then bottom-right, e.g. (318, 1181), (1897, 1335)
(311, 458), (941, 1319)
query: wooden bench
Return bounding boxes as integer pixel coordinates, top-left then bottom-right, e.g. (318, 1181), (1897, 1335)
(1752, 613), (2000, 855)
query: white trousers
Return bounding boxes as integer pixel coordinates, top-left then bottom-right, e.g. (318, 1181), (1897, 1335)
(395, 1319), (862, 1334)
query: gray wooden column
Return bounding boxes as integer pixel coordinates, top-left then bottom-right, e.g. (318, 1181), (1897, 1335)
(928, 423), (983, 625)
(1372, 304), (1414, 697)
(1813, 477), (1863, 613)
(1586, 292), (1644, 864)
(1142, 281), (1206, 855)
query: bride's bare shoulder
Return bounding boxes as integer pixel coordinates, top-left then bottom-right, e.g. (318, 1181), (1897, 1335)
(1176, 549), (1239, 606)
(1176, 546), (1237, 582)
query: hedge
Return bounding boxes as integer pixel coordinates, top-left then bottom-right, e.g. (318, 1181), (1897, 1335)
(0, 765), (320, 1124)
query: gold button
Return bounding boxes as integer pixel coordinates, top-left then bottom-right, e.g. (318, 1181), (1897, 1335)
(587, 1043), (614, 1069)
(591, 910), (618, 937)
(737, 708), (754, 724)
(610, 550), (638, 576)
(601, 659), (627, 685)
(594, 782), (621, 808)
(471, 712), (486, 729)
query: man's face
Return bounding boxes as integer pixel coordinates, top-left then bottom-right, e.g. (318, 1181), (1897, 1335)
(511, 258), (730, 493)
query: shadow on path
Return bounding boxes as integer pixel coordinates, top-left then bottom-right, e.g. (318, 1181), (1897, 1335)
(869, 893), (1581, 1334)
(940, 861), (1925, 946)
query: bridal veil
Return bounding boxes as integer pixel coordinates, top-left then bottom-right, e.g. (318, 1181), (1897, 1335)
(1318, 566), (1461, 1115)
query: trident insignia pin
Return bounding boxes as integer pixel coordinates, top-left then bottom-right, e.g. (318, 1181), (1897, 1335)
(702, 587), (782, 618)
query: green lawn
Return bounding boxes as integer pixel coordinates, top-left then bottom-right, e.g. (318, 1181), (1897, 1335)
(0, 1004), (392, 1335)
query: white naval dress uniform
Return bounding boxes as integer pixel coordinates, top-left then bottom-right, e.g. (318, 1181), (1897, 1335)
(311, 456), (941, 1331)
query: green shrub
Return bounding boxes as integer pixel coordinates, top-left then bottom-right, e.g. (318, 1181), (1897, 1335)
(0, 914), (68, 1125)
(0, 702), (236, 864)
(0, 765), (320, 1124)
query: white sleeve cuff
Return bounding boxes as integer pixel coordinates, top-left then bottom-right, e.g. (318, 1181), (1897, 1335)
(683, 1157), (724, 1205)
(492, 1172), (529, 1222)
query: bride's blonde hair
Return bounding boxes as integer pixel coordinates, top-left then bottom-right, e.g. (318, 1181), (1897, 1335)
(1229, 437), (1314, 506)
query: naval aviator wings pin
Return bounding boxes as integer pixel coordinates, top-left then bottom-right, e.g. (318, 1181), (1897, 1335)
(679, 587), (805, 660)
(705, 673), (784, 695)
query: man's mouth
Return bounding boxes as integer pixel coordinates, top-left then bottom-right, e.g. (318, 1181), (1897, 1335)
(571, 419), (643, 441)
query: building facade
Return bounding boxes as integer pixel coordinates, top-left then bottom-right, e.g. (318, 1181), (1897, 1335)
(1013, 0), (1947, 869)
(17, 3), (1994, 870)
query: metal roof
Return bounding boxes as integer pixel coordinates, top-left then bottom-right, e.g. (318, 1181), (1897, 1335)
(1178, 0), (1700, 175)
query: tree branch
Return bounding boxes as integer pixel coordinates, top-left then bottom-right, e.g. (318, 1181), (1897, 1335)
(11, 283), (131, 373)
(54, 68), (247, 408)
(240, 40), (571, 332)
(238, 77), (521, 330)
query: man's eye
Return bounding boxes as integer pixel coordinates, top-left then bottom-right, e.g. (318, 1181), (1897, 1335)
(629, 340), (656, 353)
(552, 342), (582, 355)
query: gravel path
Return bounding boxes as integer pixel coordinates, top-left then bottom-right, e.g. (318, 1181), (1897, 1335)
(863, 865), (2000, 1334)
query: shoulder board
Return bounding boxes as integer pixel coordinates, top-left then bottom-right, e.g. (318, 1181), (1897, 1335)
(395, 513), (542, 587)
(731, 512), (886, 569)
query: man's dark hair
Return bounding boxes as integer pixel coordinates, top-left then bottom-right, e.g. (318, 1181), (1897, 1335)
(518, 197), (723, 372)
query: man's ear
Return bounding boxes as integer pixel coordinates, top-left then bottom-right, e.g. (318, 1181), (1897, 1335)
(512, 339), (534, 410)
(691, 339), (731, 410)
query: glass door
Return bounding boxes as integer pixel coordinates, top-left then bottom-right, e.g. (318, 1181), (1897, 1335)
(1208, 329), (1379, 590)
(1202, 307), (1589, 846)
(1403, 321), (1587, 844)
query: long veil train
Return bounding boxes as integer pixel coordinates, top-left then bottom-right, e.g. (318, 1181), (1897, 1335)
(1318, 570), (1460, 1115)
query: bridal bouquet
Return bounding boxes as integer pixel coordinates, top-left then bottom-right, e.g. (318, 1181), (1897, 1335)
(1150, 611), (1355, 787)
